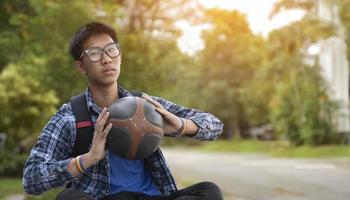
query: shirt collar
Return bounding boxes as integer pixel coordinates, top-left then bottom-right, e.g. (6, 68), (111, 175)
(85, 85), (133, 115)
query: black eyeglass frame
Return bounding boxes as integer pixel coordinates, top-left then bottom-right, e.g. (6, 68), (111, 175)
(79, 42), (121, 62)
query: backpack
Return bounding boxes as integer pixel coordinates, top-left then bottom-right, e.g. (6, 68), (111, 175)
(70, 90), (142, 157)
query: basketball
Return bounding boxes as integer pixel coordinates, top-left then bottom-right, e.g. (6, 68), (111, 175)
(106, 96), (164, 160)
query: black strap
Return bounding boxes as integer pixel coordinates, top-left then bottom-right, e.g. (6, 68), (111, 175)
(70, 93), (94, 157)
(70, 90), (143, 157)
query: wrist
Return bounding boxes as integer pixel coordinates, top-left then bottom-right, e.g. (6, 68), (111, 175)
(85, 152), (100, 166)
(177, 118), (187, 135)
(75, 156), (87, 174)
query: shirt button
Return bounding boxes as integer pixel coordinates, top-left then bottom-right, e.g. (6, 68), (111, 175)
(57, 167), (63, 172)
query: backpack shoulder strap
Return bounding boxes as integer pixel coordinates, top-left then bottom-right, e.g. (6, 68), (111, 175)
(70, 93), (94, 157)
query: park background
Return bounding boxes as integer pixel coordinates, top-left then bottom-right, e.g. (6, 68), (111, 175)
(0, 0), (350, 199)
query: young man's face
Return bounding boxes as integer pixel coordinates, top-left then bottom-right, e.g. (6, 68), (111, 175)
(76, 33), (121, 87)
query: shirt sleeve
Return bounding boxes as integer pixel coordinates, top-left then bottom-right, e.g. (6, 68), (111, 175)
(22, 104), (77, 195)
(150, 95), (224, 140)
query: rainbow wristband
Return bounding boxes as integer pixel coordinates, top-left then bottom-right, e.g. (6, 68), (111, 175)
(74, 157), (81, 173)
(76, 156), (87, 174)
(79, 156), (88, 173)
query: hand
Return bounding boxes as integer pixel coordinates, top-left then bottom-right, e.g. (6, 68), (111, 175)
(87, 108), (112, 162)
(143, 94), (184, 135)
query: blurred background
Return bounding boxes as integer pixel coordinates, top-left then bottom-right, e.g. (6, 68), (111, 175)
(0, 0), (350, 200)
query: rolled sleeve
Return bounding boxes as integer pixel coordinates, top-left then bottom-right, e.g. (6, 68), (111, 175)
(23, 104), (77, 195)
(150, 95), (224, 140)
(189, 114), (224, 140)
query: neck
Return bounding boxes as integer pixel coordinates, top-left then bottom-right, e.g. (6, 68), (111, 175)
(89, 82), (119, 108)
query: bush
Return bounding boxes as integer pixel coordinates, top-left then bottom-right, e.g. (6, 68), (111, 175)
(0, 65), (58, 150)
(0, 151), (28, 178)
(269, 66), (341, 145)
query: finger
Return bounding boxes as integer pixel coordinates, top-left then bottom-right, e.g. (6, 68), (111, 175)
(164, 125), (177, 133)
(101, 111), (110, 123)
(143, 95), (164, 109)
(95, 109), (107, 134)
(155, 107), (166, 115)
(96, 109), (109, 134)
(103, 123), (113, 138)
(97, 111), (110, 126)
(96, 108), (107, 122)
(97, 112), (110, 136)
(155, 107), (174, 120)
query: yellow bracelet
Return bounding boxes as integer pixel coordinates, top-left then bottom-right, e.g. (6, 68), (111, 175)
(78, 156), (87, 173)
(74, 157), (80, 173)
(74, 157), (81, 173)
(75, 156), (86, 174)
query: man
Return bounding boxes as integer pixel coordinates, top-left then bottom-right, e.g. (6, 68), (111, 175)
(23, 22), (224, 200)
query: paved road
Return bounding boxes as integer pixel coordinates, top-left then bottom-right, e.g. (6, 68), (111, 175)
(163, 148), (350, 200)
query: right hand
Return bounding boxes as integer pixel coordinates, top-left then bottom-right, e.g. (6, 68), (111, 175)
(87, 108), (112, 163)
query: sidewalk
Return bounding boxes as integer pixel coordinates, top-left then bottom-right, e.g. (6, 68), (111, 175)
(5, 194), (25, 200)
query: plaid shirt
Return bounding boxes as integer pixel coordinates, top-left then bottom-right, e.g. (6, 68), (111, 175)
(23, 86), (223, 199)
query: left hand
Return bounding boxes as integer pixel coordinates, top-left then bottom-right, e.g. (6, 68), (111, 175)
(143, 94), (183, 135)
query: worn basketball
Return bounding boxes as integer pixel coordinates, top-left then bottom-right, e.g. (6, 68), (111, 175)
(106, 96), (164, 159)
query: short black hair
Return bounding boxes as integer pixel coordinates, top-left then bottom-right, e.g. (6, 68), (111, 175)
(69, 22), (118, 60)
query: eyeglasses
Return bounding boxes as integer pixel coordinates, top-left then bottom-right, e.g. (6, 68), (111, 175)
(79, 42), (121, 62)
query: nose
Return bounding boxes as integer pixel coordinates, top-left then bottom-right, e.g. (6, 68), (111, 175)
(101, 50), (112, 65)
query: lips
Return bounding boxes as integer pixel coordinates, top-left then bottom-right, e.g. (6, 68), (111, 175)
(102, 68), (116, 73)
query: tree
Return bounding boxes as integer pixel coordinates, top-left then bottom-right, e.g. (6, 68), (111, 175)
(112, 0), (202, 102)
(0, 0), (35, 72)
(337, 0), (350, 63)
(0, 0), (202, 103)
(195, 8), (267, 138)
(270, 0), (350, 69)
(266, 0), (343, 145)
(0, 65), (58, 150)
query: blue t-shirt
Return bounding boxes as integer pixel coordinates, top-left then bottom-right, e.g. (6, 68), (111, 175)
(108, 153), (160, 196)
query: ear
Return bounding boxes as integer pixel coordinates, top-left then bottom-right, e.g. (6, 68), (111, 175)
(74, 60), (87, 75)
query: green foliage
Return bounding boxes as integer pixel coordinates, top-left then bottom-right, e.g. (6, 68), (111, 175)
(7, 0), (98, 102)
(267, 0), (348, 145)
(271, 0), (350, 66)
(265, 16), (339, 145)
(0, 151), (27, 178)
(337, 0), (350, 63)
(115, 0), (201, 101)
(0, 65), (58, 149)
(268, 66), (340, 145)
(119, 32), (193, 97)
(196, 9), (268, 137)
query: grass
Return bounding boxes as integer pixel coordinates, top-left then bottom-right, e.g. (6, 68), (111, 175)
(195, 139), (350, 158)
(0, 178), (62, 200)
(0, 178), (23, 200)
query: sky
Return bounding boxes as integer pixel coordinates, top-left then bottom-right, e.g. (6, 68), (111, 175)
(177, 0), (305, 55)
